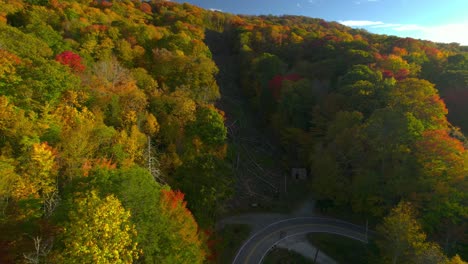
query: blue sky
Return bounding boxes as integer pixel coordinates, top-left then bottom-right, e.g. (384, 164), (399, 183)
(173, 0), (468, 45)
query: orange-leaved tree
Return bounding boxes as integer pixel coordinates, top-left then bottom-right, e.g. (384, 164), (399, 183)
(157, 189), (206, 264)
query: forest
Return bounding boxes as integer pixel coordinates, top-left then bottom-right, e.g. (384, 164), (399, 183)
(0, 0), (466, 263)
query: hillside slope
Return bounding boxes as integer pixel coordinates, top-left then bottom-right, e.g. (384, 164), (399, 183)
(0, 1), (466, 263)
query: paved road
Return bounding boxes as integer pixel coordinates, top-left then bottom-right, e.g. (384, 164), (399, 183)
(275, 234), (337, 264)
(217, 213), (287, 232)
(232, 217), (369, 264)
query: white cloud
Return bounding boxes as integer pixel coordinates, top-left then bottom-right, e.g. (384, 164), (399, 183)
(418, 23), (468, 45)
(308, 0), (324, 5)
(339, 20), (384, 26)
(367, 0), (380, 2)
(392, 24), (425, 31)
(209, 8), (222, 12)
(297, 3), (302, 8)
(338, 20), (468, 45)
(370, 23), (402, 28)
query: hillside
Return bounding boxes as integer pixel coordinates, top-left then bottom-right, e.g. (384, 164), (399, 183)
(0, 1), (466, 263)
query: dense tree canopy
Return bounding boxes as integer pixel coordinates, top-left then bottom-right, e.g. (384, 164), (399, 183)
(229, 8), (467, 261)
(0, 0), (466, 262)
(54, 190), (140, 264)
(0, 1), (229, 262)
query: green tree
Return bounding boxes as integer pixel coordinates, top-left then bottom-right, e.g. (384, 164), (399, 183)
(251, 53), (286, 98)
(158, 188), (206, 264)
(0, 23), (52, 60)
(0, 49), (22, 91)
(447, 255), (468, 264)
(413, 130), (467, 251)
(310, 111), (363, 205)
(151, 90), (196, 150)
(21, 142), (58, 216)
(186, 105), (227, 148)
(338, 65), (386, 116)
(82, 167), (207, 264)
(152, 49), (219, 102)
(86, 167), (163, 263)
(388, 78), (448, 129)
(377, 201), (448, 264)
(174, 154), (233, 227)
(0, 156), (19, 220)
(55, 104), (107, 180)
(340, 64), (382, 86)
(352, 109), (423, 216)
(24, 23), (67, 53)
(276, 79), (316, 130)
(253, 53), (286, 83)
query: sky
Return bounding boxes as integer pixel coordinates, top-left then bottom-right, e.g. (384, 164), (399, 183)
(173, 0), (468, 45)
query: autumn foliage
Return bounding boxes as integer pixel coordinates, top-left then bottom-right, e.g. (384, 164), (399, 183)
(0, 0), (467, 262)
(159, 189), (206, 263)
(268, 74), (302, 100)
(415, 129), (466, 181)
(55, 51), (85, 73)
(161, 189), (188, 211)
(55, 191), (140, 264)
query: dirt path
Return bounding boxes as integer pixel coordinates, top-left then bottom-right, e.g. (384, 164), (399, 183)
(205, 30), (285, 211)
(204, 30), (339, 263)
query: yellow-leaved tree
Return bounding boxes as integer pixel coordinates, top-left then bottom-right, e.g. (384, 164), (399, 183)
(376, 201), (461, 264)
(55, 190), (140, 264)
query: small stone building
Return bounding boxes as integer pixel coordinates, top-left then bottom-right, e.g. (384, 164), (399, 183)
(291, 168), (307, 181)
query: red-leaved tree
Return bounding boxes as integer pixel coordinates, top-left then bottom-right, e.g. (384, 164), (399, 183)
(268, 74), (302, 100)
(55, 51), (85, 73)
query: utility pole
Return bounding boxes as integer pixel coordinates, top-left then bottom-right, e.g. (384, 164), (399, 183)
(147, 135), (164, 184)
(365, 218), (369, 241)
(148, 135), (151, 172)
(284, 174), (287, 194)
(313, 248), (320, 263)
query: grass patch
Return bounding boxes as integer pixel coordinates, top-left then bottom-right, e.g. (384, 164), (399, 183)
(316, 203), (380, 228)
(263, 248), (312, 264)
(214, 224), (251, 263)
(307, 233), (372, 264)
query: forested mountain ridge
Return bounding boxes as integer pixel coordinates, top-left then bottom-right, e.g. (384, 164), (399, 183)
(0, 0), (466, 263)
(230, 11), (467, 264)
(231, 11), (467, 263)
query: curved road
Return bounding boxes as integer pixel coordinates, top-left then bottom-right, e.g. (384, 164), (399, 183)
(232, 217), (369, 264)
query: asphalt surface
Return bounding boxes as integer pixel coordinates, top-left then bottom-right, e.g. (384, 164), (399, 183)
(232, 217), (369, 264)
(275, 234), (337, 264)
